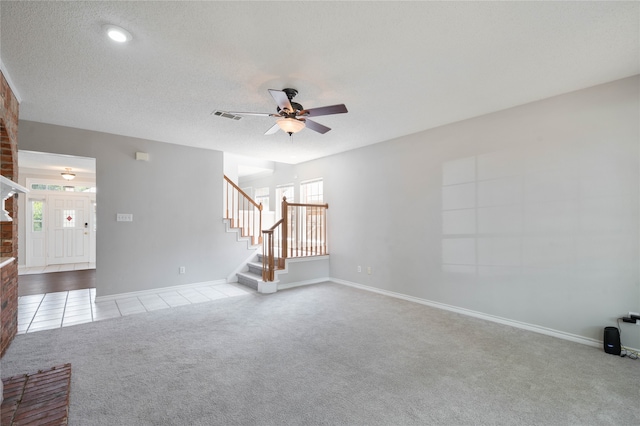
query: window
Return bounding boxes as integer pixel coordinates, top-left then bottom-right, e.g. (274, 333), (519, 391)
(31, 200), (44, 232)
(276, 184), (294, 204)
(93, 202), (97, 232)
(29, 182), (96, 193)
(275, 184), (294, 219)
(255, 187), (270, 212)
(75, 186), (96, 193)
(63, 210), (76, 228)
(300, 178), (323, 203)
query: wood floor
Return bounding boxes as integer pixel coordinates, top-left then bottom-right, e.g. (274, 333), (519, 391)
(18, 270), (95, 297)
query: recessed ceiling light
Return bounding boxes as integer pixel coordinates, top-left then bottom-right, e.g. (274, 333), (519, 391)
(103, 24), (132, 43)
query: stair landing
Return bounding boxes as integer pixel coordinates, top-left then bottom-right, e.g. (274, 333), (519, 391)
(235, 254), (330, 294)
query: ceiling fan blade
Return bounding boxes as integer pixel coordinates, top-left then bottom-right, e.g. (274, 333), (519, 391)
(264, 123), (280, 135)
(269, 89), (294, 112)
(303, 119), (331, 134)
(225, 111), (280, 117)
(299, 104), (348, 117)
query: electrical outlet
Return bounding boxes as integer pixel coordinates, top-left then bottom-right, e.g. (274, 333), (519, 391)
(179, 266), (186, 274)
(367, 266), (372, 275)
(357, 265), (361, 273)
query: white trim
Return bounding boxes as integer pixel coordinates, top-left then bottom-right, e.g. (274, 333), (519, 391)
(286, 255), (330, 264)
(95, 279), (227, 302)
(330, 278), (603, 349)
(257, 280), (278, 294)
(270, 255), (329, 283)
(26, 177), (96, 193)
(226, 247), (261, 283)
(0, 59), (22, 103)
(278, 277), (330, 291)
(223, 219), (261, 250)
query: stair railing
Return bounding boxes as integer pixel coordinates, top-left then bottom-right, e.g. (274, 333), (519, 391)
(223, 175), (263, 246)
(262, 196), (329, 282)
(261, 219), (283, 282)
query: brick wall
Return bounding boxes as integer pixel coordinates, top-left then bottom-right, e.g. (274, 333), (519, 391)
(0, 70), (20, 358)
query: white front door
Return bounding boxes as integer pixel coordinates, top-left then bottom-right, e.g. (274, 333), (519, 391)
(48, 195), (90, 265)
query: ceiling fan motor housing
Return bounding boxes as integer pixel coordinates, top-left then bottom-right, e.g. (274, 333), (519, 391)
(277, 88), (303, 116)
(217, 87), (347, 135)
(282, 88), (298, 100)
(277, 102), (304, 116)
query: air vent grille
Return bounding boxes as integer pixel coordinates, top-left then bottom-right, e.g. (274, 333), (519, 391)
(212, 110), (243, 120)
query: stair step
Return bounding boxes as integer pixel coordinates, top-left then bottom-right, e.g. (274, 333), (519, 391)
(247, 262), (263, 275)
(236, 271), (262, 291)
(223, 219), (261, 247)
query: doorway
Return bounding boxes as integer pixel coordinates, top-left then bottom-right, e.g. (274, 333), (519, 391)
(18, 151), (96, 277)
(26, 192), (93, 266)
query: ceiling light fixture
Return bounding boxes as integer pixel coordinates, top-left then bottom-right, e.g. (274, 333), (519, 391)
(61, 168), (76, 181)
(103, 24), (132, 43)
(276, 118), (305, 136)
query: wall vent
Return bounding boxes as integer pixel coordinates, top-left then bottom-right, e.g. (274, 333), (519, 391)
(212, 110), (243, 121)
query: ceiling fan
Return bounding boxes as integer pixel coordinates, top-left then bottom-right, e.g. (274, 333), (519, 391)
(218, 88), (348, 136)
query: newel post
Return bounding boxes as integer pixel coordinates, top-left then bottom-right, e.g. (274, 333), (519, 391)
(281, 196), (289, 262)
(258, 202), (263, 244)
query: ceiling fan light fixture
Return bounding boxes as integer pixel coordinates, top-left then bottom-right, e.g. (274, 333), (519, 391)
(103, 24), (132, 43)
(219, 89), (347, 136)
(276, 117), (305, 135)
(61, 168), (76, 180)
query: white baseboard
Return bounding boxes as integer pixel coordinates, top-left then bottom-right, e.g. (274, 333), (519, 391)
(278, 277), (331, 291)
(95, 280), (227, 302)
(330, 278), (603, 349)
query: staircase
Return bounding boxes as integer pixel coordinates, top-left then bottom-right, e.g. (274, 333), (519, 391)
(236, 254), (277, 294)
(223, 175), (330, 294)
(235, 253), (330, 293)
(223, 175), (262, 246)
(236, 256), (263, 289)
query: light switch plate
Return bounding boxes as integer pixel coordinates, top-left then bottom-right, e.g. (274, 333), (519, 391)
(116, 213), (133, 222)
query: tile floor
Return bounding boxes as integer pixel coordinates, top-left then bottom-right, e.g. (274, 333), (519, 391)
(18, 263), (96, 275)
(17, 282), (251, 334)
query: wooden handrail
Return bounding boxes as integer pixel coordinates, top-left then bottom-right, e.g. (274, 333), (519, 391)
(223, 175), (263, 246)
(224, 175), (263, 211)
(261, 197), (329, 282)
(267, 218), (284, 231)
(262, 219), (284, 281)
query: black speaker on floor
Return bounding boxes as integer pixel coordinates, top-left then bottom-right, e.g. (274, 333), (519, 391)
(603, 327), (621, 355)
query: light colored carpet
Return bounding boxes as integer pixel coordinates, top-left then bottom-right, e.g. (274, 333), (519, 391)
(1, 282), (638, 425)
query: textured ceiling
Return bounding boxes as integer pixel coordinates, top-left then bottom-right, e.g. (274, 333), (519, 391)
(18, 150), (95, 176)
(1, 1), (638, 165)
